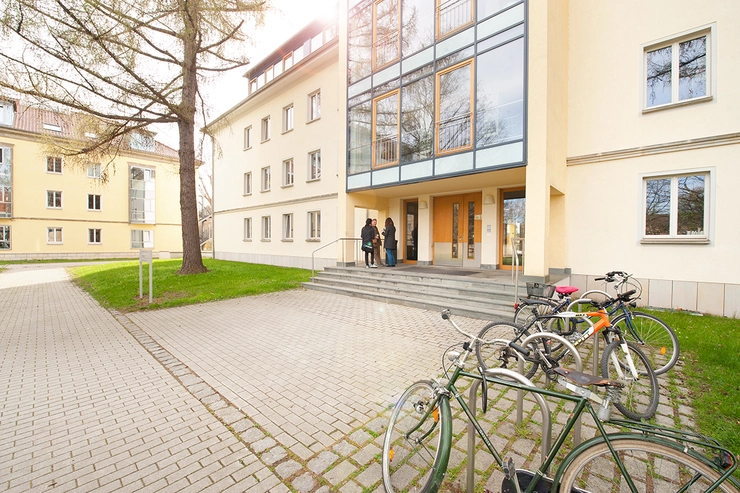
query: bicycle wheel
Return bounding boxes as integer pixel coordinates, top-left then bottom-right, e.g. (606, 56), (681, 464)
(600, 340), (659, 420)
(514, 300), (555, 326)
(557, 437), (740, 493)
(382, 381), (452, 493)
(611, 311), (679, 375)
(475, 322), (539, 379)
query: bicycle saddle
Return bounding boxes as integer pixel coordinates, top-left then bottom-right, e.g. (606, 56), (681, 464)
(553, 367), (624, 388)
(555, 286), (579, 295)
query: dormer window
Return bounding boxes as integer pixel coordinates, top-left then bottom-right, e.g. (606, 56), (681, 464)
(130, 132), (155, 152)
(43, 122), (62, 132)
(0, 101), (14, 126)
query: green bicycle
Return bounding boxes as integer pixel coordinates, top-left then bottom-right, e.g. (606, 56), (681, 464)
(381, 309), (739, 493)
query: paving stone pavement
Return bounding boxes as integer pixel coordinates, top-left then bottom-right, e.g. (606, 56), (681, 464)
(0, 263), (693, 492)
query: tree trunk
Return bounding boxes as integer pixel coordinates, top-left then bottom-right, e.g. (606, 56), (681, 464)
(177, 3), (208, 275)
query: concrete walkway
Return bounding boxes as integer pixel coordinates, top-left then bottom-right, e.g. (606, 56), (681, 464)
(0, 264), (693, 492)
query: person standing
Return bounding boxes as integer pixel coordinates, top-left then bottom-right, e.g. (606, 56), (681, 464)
(382, 217), (397, 267)
(360, 218), (377, 268)
(371, 218), (382, 267)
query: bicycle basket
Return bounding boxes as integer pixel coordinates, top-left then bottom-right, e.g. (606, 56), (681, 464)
(526, 282), (556, 298)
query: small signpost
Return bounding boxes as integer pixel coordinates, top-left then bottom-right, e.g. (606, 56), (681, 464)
(139, 249), (153, 303)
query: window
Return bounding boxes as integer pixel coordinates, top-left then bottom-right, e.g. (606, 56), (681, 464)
(0, 100), (14, 126)
(47, 227), (63, 244)
(87, 194), (101, 211)
(437, 0), (474, 39)
(261, 116), (271, 141)
(244, 126), (252, 149)
(282, 213), (293, 240)
(243, 217), (252, 240)
(261, 216), (271, 240)
(645, 31), (709, 109)
(373, 90), (400, 167)
(243, 172), (252, 195)
(308, 91), (321, 121)
(261, 166), (271, 192)
(129, 132), (154, 152)
(348, 100), (372, 175)
(402, 0), (435, 57)
(283, 53), (294, 71)
(283, 159), (294, 187)
(643, 171), (709, 242)
(131, 230), (154, 248)
(130, 166), (156, 223)
(401, 75), (435, 164)
(436, 59), (474, 154)
(0, 225), (9, 249)
(47, 156), (62, 174)
(308, 151), (322, 180)
(283, 105), (294, 132)
(88, 228), (102, 244)
(308, 211), (321, 240)
(87, 163), (102, 178)
(47, 190), (62, 209)
(373, 0), (400, 69)
(0, 146), (11, 217)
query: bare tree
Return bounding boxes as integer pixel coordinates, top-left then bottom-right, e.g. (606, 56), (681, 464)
(0, 0), (267, 274)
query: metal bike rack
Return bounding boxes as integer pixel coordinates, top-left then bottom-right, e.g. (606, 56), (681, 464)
(465, 335), (582, 493)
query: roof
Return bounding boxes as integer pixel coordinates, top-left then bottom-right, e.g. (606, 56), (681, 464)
(0, 100), (180, 159)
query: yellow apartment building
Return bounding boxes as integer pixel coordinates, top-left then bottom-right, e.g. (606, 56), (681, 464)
(0, 101), (183, 259)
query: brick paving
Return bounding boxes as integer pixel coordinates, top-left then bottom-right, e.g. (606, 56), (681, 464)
(0, 264), (692, 492)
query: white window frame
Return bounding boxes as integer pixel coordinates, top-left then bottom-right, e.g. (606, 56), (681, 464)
(87, 193), (102, 211)
(261, 166), (271, 192)
(282, 158), (294, 187)
(261, 215), (271, 241)
(46, 190), (63, 209)
(282, 213), (294, 240)
(129, 166), (156, 224)
(87, 163), (102, 178)
(47, 156), (62, 174)
(244, 126), (252, 150)
(308, 90), (321, 122)
(308, 150), (321, 181)
(0, 146), (11, 218)
(0, 225), (10, 249)
(243, 172), (252, 195)
(47, 227), (63, 244)
(641, 168), (712, 244)
(88, 228), (102, 244)
(131, 229), (154, 249)
(261, 116), (271, 142)
(642, 25), (714, 112)
(243, 217), (252, 241)
(307, 210), (321, 241)
(283, 104), (294, 133)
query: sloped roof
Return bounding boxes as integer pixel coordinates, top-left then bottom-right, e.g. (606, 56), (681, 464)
(1, 100), (179, 159)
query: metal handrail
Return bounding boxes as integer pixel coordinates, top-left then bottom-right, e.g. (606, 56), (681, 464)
(311, 237), (362, 280)
(511, 236), (523, 300)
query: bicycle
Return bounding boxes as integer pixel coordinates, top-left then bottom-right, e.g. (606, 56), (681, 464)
(583, 271), (680, 375)
(512, 272), (680, 375)
(381, 309), (739, 493)
(476, 303), (660, 420)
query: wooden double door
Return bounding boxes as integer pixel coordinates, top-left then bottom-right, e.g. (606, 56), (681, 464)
(432, 193), (482, 267)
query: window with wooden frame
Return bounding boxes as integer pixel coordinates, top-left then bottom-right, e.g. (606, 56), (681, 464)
(437, 0), (474, 39)
(436, 59), (474, 155)
(372, 89), (400, 168)
(373, 0), (400, 69)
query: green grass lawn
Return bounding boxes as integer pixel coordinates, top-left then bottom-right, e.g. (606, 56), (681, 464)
(645, 309), (740, 456)
(70, 258), (311, 312)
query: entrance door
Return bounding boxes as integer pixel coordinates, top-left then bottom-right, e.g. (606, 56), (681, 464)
(500, 189), (525, 270)
(403, 200), (418, 263)
(433, 193), (481, 267)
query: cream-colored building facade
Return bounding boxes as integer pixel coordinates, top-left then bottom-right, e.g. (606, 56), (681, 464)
(209, 20), (341, 270)
(0, 102), (183, 259)
(211, 1), (740, 317)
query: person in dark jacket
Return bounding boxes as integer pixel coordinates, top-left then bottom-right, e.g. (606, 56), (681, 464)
(360, 218), (377, 268)
(382, 217), (397, 267)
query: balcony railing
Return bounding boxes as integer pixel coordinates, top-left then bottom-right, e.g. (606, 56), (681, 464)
(373, 134), (399, 167)
(437, 112), (472, 152)
(438, 0), (472, 37)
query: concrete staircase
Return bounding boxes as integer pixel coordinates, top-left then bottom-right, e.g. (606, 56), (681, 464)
(302, 265), (522, 321)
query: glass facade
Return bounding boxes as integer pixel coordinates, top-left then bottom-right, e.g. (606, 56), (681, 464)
(347, 0), (526, 189)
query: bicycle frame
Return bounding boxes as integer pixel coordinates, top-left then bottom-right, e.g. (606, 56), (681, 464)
(416, 346), (737, 493)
